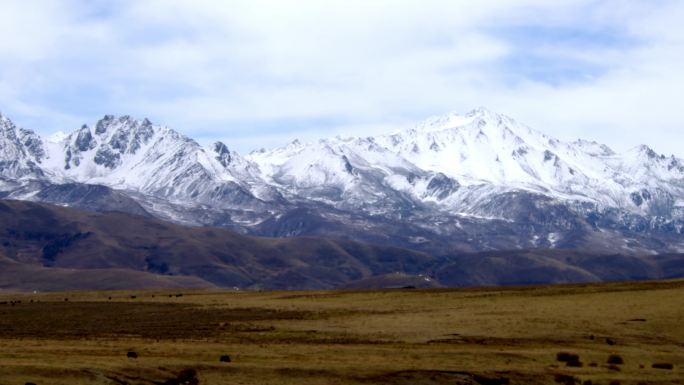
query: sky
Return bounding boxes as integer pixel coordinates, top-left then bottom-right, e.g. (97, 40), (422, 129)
(0, 0), (683, 156)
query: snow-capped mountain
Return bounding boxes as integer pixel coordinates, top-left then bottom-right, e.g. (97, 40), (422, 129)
(2, 114), (282, 214)
(47, 115), (264, 204)
(373, 108), (684, 214)
(246, 107), (684, 253)
(0, 108), (682, 255)
(249, 107), (684, 219)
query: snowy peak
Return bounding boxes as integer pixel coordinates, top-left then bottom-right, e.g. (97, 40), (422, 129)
(249, 135), (421, 186)
(245, 107), (684, 213)
(54, 115), (179, 174)
(12, 114), (261, 207)
(571, 139), (615, 157)
(0, 113), (45, 179)
(210, 140), (262, 181)
(625, 145), (684, 172)
(384, 108), (683, 193)
(0, 113), (47, 162)
(407, 107), (509, 133)
(376, 108), (576, 188)
(91, 115), (158, 155)
(618, 144), (684, 183)
(249, 138), (357, 189)
(246, 133), (435, 210)
(411, 107), (538, 140)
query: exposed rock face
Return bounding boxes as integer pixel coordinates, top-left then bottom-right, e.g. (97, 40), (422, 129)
(214, 141), (233, 167)
(18, 128), (46, 162)
(425, 173), (459, 200)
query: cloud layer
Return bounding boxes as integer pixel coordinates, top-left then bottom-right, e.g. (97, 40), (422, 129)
(1, 0), (682, 155)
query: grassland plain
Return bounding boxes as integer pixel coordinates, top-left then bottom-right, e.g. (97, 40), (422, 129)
(0, 280), (683, 384)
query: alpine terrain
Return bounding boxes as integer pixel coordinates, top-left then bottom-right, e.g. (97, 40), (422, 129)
(0, 107), (683, 289)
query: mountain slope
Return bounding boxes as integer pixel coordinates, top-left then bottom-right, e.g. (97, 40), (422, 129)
(0, 199), (435, 290)
(248, 136), (450, 213)
(0, 199), (682, 291)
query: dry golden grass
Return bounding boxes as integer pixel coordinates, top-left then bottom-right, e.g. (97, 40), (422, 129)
(0, 280), (683, 384)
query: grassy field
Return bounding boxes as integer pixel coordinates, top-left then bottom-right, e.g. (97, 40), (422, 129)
(0, 280), (683, 384)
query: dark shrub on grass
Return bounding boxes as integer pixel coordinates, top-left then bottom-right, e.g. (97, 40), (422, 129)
(557, 352), (580, 362)
(554, 374), (577, 385)
(566, 359), (583, 367)
(163, 369), (198, 385)
(607, 355), (624, 365)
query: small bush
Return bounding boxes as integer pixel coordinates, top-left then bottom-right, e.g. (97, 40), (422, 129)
(566, 359), (583, 367)
(554, 374), (577, 385)
(557, 352), (580, 362)
(607, 355), (624, 365)
(652, 363), (673, 370)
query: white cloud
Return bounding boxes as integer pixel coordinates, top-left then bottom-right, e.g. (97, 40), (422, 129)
(0, 0), (682, 156)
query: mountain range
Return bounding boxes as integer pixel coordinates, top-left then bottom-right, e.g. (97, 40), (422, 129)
(1, 107), (682, 257)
